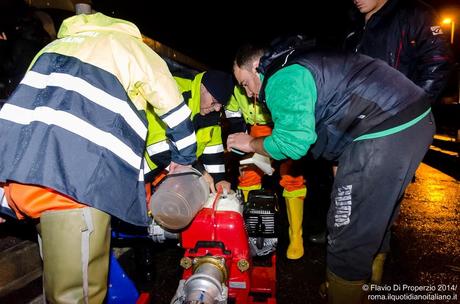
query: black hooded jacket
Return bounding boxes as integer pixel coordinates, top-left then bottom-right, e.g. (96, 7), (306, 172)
(344, 0), (452, 100)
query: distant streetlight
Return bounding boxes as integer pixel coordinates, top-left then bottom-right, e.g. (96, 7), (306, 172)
(442, 18), (455, 44)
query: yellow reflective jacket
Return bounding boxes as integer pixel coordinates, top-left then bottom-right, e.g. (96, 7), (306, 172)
(225, 85), (272, 127)
(145, 72), (226, 183)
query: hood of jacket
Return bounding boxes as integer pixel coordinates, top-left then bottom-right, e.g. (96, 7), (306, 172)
(57, 12), (142, 40)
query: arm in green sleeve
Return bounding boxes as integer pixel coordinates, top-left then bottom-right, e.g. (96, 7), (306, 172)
(262, 64), (317, 160)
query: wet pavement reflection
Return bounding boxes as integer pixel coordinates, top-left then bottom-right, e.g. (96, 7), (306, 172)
(386, 164), (459, 291)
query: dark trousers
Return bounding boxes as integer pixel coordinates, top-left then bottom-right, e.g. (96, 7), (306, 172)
(326, 112), (435, 280)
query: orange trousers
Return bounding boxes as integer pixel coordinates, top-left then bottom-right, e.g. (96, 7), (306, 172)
(4, 182), (84, 219)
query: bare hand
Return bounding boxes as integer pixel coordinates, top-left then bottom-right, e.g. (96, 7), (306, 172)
(0, 216), (6, 224)
(168, 161), (191, 174)
(227, 133), (255, 153)
(202, 172), (216, 193)
(215, 180), (231, 193)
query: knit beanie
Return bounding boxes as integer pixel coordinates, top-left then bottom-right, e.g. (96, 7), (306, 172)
(201, 70), (234, 106)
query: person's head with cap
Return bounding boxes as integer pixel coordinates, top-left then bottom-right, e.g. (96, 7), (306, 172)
(200, 70), (234, 115)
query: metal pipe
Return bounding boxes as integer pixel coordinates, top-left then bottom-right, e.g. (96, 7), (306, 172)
(183, 262), (226, 304)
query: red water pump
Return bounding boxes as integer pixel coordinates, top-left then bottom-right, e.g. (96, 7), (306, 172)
(171, 189), (278, 304)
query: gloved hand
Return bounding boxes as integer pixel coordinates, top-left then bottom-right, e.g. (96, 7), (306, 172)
(240, 153), (274, 175)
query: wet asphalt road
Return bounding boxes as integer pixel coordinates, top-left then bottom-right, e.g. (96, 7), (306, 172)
(384, 164), (460, 298)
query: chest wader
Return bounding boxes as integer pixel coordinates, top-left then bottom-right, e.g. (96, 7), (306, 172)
(37, 207), (110, 304)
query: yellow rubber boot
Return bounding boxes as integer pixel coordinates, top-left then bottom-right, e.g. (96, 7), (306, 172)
(238, 184), (262, 203)
(370, 252), (387, 284)
(326, 269), (368, 304)
(285, 196), (305, 259)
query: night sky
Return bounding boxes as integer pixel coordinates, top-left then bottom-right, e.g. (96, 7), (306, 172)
(92, 0), (352, 69)
(92, 0), (459, 70)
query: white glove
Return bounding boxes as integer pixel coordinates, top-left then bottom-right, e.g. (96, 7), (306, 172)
(240, 153), (274, 176)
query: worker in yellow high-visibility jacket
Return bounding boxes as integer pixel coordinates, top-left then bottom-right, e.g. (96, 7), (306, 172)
(144, 70), (234, 194)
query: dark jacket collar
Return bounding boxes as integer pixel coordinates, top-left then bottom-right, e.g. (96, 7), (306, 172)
(366, 0), (400, 28)
(350, 0), (401, 28)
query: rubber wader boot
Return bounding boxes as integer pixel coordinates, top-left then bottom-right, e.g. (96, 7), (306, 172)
(38, 207), (110, 304)
(285, 197), (304, 259)
(326, 269), (368, 304)
(370, 252), (387, 284)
